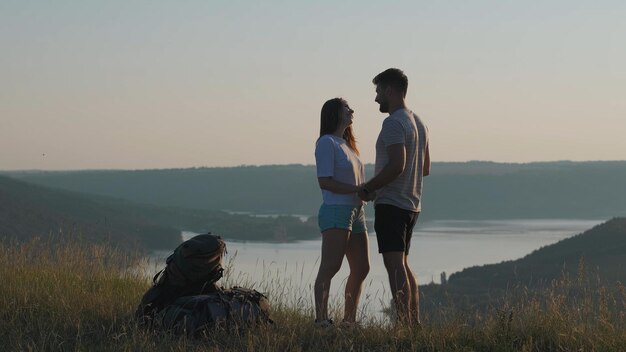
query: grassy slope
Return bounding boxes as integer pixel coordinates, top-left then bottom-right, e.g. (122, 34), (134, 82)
(3, 230), (626, 351)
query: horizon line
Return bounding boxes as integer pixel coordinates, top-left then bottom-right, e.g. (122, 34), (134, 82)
(2, 159), (626, 173)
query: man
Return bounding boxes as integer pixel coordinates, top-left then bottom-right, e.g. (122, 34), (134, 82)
(358, 68), (430, 326)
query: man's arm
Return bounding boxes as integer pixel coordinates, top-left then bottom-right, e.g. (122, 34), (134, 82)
(423, 143), (430, 176)
(361, 143), (405, 194)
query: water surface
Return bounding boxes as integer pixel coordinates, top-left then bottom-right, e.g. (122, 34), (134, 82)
(146, 219), (602, 322)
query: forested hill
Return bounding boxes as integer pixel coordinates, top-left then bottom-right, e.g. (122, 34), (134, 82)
(0, 175), (179, 250)
(421, 217), (626, 311)
(449, 217), (626, 286)
(5, 161), (626, 220)
(0, 176), (319, 250)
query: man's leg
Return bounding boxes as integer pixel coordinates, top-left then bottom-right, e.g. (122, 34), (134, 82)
(404, 254), (420, 325)
(382, 251), (410, 323)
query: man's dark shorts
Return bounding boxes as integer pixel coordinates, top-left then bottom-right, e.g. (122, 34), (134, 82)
(374, 204), (419, 254)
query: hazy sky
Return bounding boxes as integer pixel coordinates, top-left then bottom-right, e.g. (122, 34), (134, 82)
(1, 1), (624, 170)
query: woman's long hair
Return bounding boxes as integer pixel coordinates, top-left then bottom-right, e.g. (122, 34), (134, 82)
(319, 98), (359, 155)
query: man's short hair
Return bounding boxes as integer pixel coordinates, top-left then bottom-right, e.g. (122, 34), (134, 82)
(373, 68), (408, 97)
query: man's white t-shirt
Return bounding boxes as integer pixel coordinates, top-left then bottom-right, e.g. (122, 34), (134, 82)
(315, 134), (364, 206)
(375, 108), (429, 212)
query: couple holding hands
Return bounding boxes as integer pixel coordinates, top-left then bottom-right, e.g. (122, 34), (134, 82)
(314, 68), (430, 327)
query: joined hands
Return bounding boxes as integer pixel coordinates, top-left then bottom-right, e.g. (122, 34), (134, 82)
(357, 185), (376, 202)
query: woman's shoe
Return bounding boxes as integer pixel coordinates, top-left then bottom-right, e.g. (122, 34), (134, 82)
(337, 320), (360, 329)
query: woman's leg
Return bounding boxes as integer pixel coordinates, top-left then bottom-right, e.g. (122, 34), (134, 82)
(343, 231), (370, 322)
(314, 228), (350, 321)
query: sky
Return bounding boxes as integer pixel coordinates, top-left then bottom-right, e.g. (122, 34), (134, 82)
(1, 0), (625, 170)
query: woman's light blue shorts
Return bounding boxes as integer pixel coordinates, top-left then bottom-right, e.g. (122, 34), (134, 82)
(318, 204), (367, 234)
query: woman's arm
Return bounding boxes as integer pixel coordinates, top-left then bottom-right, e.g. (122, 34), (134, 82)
(317, 177), (359, 194)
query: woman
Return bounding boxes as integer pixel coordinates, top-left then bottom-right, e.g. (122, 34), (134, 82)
(314, 98), (371, 327)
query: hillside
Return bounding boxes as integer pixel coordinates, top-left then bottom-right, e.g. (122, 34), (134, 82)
(0, 175), (181, 250)
(5, 161), (626, 220)
(421, 217), (626, 312)
(0, 176), (319, 250)
(449, 217), (626, 285)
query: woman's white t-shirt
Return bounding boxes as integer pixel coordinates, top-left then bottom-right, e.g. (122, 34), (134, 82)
(315, 134), (364, 206)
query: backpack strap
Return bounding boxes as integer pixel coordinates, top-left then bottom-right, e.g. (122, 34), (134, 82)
(152, 268), (165, 285)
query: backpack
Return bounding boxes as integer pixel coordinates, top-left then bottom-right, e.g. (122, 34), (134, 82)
(136, 233), (227, 323)
(154, 287), (272, 336)
(135, 233), (272, 333)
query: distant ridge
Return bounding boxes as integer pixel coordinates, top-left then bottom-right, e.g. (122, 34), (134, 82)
(5, 161), (626, 220)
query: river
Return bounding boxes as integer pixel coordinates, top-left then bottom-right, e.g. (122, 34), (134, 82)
(144, 218), (602, 322)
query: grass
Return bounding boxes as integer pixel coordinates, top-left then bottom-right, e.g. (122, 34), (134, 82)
(3, 237), (626, 351)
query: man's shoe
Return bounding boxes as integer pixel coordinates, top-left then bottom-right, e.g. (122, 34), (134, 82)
(314, 319), (334, 328)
